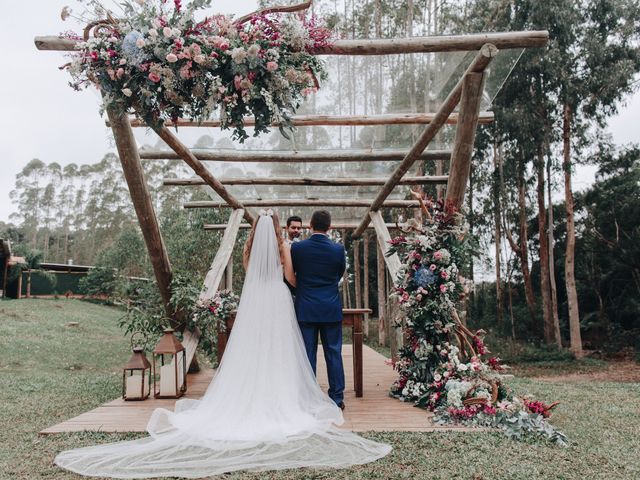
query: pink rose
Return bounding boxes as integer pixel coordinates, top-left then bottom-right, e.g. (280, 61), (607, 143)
(434, 251), (442, 260)
(266, 61), (278, 72)
(116, 68), (124, 79)
(234, 74), (243, 90)
(429, 264), (437, 271)
(148, 72), (161, 83)
(440, 271), (449, 279)
(440, 284), (447, 293)
(166, 53), (178, 63)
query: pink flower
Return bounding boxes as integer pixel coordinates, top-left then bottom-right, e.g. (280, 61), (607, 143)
(234, 75), (243, 90)
(89, 51), (99, 61)
(179, 63), (192, 79)
(266, 61), (278, 72)
(136, 38), (145, 48)
(434, 251), (442, 260)
(116, 68), (124, 79)
(148, 72), (161, 83)
(429, 264), (437, 271)
(440, 284), (447, 293)
(193, 54), (206, 64)
(440, 271), (449, 279)
(166, 53), (178, 63)
(416, 294), (423, 301)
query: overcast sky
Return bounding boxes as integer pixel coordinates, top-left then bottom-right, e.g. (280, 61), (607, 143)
(1, 0), (638, 223)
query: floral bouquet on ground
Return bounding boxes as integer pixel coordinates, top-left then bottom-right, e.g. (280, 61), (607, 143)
(387, 196), (567, 445)
(191, 289), (239, 361)
(61, 0), (332, 141)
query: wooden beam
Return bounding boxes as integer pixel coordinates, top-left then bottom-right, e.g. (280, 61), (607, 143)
(34, 30), (548, 53)
(151, 126), (255, 225)
(376, 242), (387, 346)
(140, 149), (452, 163)
(186, 199), (420, 208)
(445, 72), (485, 209)
(352, 44), (498, 239)
(106, 106), (174, 319)
(126, 112), (494, 128)
(369, 211), (402, 281)
(183, 209), (245, 375)
(354, 240), (362, 311)
(163, 176), (449, 187)
(363, 233), (370, 340)
(203, 223), (403, 230)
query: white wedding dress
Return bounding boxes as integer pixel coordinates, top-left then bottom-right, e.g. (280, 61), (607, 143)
(55, 215), (391, 478)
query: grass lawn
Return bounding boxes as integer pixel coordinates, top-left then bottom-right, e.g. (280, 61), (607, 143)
(1, 298), (639, 479)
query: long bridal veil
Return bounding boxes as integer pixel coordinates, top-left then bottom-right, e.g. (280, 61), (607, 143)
(54, 215), (391, 478)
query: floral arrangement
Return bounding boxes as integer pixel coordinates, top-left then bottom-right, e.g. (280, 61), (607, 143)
(387, 196), (567, 445)
(188, 289), (239, 362)
(61, 0), (332, 141)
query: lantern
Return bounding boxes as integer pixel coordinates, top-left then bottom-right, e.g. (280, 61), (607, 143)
(152, 328), (187, 398)
(122, 343), (151, 401)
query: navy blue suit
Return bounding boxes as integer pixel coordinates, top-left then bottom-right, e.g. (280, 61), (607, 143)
(291, 234), (346, 405)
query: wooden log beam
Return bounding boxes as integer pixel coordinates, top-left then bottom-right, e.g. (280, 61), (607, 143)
(163, 175), (449, 187)
(363, 232), (370, 340)
(445, 72), (485, 209)
(185, 199), (420, 208)
(106, 106), (174, 319)
(140, 149), (452, 163)
(126, 112), (494, 128)
(369, 211), (402, 281)
(376, 242), (387, 346)
(203, 222), (403, 230)
(351, 44), (498, 239)
(151, 125), (255, 224)
(183, 209), (245, 373)
(34, 30), (548, 53)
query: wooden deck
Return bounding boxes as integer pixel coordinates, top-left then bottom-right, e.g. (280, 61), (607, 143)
(41, 345), (473, 434)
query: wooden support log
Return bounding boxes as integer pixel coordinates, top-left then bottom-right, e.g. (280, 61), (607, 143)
(185, 199), (421, 208)
(354, 240), (362, 311)
(163, 175), (449, 187)
(126, 112), (494, 128)
(140, 149), (451, 163)
(369, 211), (402, 281)
(106, 106), (174, 319)
(182, 209), (244, 373)
(363, 232), (370, 340)
(203, 223), (404, 230)
(352, 44), (498, 239)
(151, 125), (255, 225)
(445, 72), (486, 209)
(377, 243), (387, 346)
(34, 30), (548, 53)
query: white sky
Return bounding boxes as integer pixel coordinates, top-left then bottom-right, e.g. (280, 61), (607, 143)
(1, 0), (638, 223)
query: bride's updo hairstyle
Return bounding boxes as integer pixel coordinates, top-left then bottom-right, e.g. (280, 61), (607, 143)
(243, 211), (284, 269)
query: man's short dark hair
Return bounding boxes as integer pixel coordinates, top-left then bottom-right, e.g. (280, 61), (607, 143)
(310, 210), (331, 232)
(287, 215), (303, 227)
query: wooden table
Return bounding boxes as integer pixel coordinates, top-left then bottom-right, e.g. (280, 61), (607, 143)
(217, 308), (371, 397)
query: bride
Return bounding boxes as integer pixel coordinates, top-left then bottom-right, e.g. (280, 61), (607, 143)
(55, 211), (391, 478)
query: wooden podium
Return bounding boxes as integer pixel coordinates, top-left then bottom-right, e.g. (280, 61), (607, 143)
(216, 308), (371, 397)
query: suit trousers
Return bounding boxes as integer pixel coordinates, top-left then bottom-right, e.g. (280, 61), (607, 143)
(298, 321), (345, 405)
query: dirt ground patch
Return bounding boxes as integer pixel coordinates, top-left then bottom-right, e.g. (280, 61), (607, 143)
(537, 361), (640, 383)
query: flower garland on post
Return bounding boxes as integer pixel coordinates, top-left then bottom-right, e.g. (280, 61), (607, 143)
(61, 0), (332, 142)
(387, 194), (566, 444)
(190, 289), (239, 361)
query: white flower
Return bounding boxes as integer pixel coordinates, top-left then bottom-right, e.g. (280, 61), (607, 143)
(135, 0), (145, 5)
(148, 29), (158, 38)
(230, 47), (247, 64)
(163, 27), (173, 38)
(119, 58), (127, 65)
(121, 88), (133, 97)
(247, 44), (261, 57)
(193, 54), (206, 64)
(172, 28), (181, 37)
(457, 363), (468, 371)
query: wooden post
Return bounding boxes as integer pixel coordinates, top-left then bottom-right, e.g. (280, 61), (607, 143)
(377, 243), (387, 346)
(26, 270), (32, 298)
(370, 211), (402, 279)
(354, 240), (362, 310)
(363, 233), (370, 339)
(352, 44), (498, 239)
(106, 106), (174, 319)
(445, 72), (486, 209)
(17, 271), (22, 299)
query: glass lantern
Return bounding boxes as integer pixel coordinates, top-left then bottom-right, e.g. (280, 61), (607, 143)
(152, 328), (187, 398)
(122, 345), (151, 401)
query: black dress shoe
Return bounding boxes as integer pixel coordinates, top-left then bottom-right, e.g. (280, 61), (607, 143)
(338, 402), (345, 411)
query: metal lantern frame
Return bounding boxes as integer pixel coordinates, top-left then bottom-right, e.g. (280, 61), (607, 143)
(152, 328), (187, 399)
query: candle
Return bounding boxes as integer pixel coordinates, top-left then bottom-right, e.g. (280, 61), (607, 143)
(125, 372), (149, 399)
(160, 363), (176, 397)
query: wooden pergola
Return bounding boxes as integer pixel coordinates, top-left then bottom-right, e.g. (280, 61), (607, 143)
(35, 28), (548, 370)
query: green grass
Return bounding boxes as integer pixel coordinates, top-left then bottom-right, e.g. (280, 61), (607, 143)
(1, 298), (639, 479)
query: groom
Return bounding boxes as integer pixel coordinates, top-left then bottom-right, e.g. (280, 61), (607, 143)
(291, 210), (346, 410)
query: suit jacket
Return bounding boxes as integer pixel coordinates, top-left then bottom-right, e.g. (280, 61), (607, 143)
(291, 234), (346, 324)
